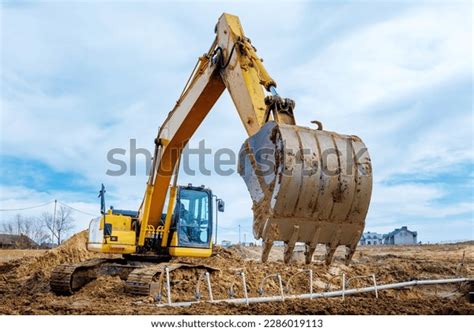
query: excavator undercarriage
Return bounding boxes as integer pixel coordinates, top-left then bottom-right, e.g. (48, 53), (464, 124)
(50, 258), (219, 297)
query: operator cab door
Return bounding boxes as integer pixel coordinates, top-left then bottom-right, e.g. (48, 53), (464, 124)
(175, 186), (212, 250)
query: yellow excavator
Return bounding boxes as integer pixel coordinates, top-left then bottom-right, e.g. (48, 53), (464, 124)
(50, 13), (372, 296)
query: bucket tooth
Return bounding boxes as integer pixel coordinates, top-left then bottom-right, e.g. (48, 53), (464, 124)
(261, 240), (273, 263)
(261, 220), (277, 263)
(325, 228), (342, 265)
(324, 244), (337, 266)
(283, 225), (299, 264)
(344, 245), (356, 266)
(304, 227), (321, 264)
(344, 229), (362, 265)
(304, 244), (316, 264)
(283, 244), (294, 264)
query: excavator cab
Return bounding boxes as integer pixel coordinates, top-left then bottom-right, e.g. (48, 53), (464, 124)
(167, 185), (214, 257)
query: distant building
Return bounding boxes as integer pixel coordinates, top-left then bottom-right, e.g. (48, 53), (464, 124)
(383, 226), (417, 245)
(0, 234), (38, 249)
(221, 240), (232, 248)
(359, 232), (383, 245)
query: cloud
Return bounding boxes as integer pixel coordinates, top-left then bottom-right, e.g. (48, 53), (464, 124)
(1, 2), (472, 242)
(290, 5), (471, 114)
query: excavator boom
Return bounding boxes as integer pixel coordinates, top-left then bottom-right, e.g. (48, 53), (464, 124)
(138, 14), (284, 243)
(136, 13), (372, 264)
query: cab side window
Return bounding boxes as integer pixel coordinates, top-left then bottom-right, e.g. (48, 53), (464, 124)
(177, 189), (211, 247)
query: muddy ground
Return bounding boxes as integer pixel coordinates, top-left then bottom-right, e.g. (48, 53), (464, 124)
(0, 231), (472, 315)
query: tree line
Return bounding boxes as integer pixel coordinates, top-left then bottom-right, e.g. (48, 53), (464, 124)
(1, 206), (75, 246)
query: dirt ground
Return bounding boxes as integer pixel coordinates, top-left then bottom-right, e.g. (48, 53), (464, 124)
(0, 249), (47, 263)
(0, 231), (472, 315)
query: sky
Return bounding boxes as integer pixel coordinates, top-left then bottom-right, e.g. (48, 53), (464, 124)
(0, 1), (472, 244)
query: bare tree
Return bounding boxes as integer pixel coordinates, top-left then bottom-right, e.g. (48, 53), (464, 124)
(1, 208), (75, 246)
(1, 214), (48, 246)
(55, 206), (75, 244)
(40, 207), (75, 245)
(31, 220), (49, 245)
(2, 214), (32, 236)
(14, 214), (23, 235)
(22, 217), (33, 238)
(40, 212), (55, 245)
(2, 221), (14, 234)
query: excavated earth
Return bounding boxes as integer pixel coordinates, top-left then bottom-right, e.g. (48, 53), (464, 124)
(0, 230), (472, 315)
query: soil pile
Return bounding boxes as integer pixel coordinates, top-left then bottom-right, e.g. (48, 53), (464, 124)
(1, 231), (95, 280)
(18, 231), (94, 277)
(0, 230), (101, 303)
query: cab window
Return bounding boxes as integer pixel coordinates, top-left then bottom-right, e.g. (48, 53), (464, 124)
(176, 188), (212, 247)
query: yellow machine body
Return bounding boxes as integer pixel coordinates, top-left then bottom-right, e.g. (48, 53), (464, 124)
(87, 212), (136, 254)
(87, 185), (215, 259)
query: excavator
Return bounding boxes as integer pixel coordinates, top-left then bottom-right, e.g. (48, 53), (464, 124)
(50, 13), (372, 296)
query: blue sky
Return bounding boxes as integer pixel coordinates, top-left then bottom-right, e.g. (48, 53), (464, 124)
(0, 1), (472, 243)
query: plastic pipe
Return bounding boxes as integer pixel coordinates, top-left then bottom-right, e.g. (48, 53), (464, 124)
(155, 277), (472, 308)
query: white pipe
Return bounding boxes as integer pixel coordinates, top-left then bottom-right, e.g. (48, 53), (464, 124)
(372, 274), (378, 299)
(165, 266), (171, 305)
(205, 272), (214, 302)
(277, 274), (284, 301)
(155, 277), (472, 308)
(342, 273), (345, 301)
(241, 272), (249, 305)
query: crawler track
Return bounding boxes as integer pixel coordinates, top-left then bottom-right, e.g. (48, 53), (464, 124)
(50, 258), (112, 295)
(50, 258), (219, 297)
(125, 263), (219, 296)
(50, 258), (138, 295)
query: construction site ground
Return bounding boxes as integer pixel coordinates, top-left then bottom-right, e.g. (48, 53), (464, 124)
(0, 231), (472, 315)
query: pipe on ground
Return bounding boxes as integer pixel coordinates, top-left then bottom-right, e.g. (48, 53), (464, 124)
(155, 277), (472, 308)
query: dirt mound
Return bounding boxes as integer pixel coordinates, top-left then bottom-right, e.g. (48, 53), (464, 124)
(11, 230), (95, 279)
(227, 245), (262, 260)
(0, 230), (100, 297)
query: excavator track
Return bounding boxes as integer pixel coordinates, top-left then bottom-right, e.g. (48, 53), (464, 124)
(125, 262), (219, 296)
(50, 258), (139, 295)
(50, 258), (109, 295)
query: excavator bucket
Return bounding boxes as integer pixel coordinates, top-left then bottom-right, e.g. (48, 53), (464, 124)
(238, 121), (372, 265)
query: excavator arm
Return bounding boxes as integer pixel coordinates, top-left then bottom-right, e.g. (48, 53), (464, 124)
(138, 13), (289, 244)
(138, 13), (373, 265)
